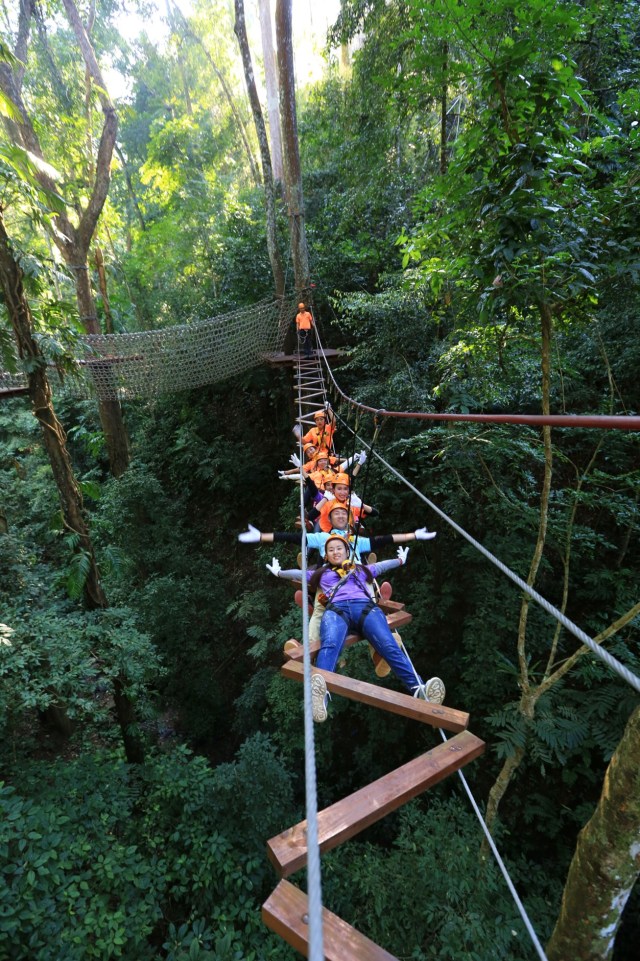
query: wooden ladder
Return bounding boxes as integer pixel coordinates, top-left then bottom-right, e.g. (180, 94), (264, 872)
(262, 628), (485, 960)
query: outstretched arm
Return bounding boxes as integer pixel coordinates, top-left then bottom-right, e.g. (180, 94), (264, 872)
(389, 528), (437, 544)
(238, 525), (275, 544)
(266, 558), (309, 582)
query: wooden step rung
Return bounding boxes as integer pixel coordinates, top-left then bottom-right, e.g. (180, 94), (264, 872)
(267, 729), (484, 877)
(377, 599), (405, 614)
(284, 611), (412, 664)
(263, 879), (398, 960)
(281, 661), (469, 732)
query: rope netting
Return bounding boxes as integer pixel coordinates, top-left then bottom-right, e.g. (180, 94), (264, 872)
(2, 297), (295, 401)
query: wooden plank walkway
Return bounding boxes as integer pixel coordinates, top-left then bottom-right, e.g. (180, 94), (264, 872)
(267, 730), (484, 877)
(263, 880), (399, 960)
(265, 348), (343, 367)
(281, 661), (469, 733)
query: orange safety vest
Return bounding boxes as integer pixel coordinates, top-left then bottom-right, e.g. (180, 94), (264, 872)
(302, 424), (336, 450)
(318, 498), (361, 533)
(296, 310), (313, 331)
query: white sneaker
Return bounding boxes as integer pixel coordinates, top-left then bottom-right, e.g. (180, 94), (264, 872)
(413, 677), (446, 705)
(311, 673), (328, 723)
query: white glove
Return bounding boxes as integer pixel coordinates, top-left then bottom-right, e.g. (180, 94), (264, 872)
(414, 527), (437, 541)
(266, 558), (281, 577)
(322, 490), (335, 501)
(397, 546), (409, 565)
(357, 450), (367, 466)
(278, 470), (287, 478)
(289, 452), (301, 468)
(238, 524), (261, 544)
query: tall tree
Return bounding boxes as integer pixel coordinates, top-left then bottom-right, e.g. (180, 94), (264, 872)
(0, 0), (130, 477)
(275, 0), (309, 293)
(257, 0), (283, 182)
(546, 705), (640, 961)
(169, 0), (261, 186)
(0, 208), (143, 763)
(234, 0), (285, 296)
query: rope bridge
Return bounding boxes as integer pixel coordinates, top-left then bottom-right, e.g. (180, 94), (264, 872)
(1, 296), (295, 401)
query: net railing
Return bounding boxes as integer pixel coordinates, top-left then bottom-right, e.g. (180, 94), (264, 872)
(2, 297), (295, 401)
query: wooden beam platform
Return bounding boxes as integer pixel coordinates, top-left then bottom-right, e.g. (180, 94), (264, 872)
(283, 610), (413, 663)
(267, 730), (484, 877)
(377, 599), (405, 614)
(281, 661), (469, 732)
(265, 349), (344, 367)
(0, 386), (29, 399)
(263, 880), (398, 960)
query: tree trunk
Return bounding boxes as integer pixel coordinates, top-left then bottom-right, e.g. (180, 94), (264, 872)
(94, 245), (113, 333)
(546, 705), (640, 961)
(71, 248), (130, 477)
(257, 0), (283, 182)
(440, 41), (448, 174)
(234, 0), (285, 297)
(483, 301), (554, 834)
(0, 211), (143, 763)
(275, 0), (310, 294)
(0, 0), (130, 478)
(114, 144), (146, 232)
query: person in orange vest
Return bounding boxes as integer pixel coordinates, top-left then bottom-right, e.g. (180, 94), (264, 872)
(311, 472), (376, 533)
(295, 302), (314, 357)
(301, 409), (336, 452)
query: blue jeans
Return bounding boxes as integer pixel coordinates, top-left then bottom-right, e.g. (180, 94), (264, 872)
(316, 600), (423, 692)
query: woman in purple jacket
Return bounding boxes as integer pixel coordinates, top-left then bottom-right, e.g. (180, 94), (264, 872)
(267, 533), (445, 722)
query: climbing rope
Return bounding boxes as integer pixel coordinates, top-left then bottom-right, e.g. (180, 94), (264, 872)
(438, 728), (549, 961)
(294, 348), (325, 961)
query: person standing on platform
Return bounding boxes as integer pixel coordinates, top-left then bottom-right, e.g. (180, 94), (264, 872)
(295, 302), (314, 358)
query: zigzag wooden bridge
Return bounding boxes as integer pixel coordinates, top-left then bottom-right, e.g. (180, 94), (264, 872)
(262, 601), (485, 960)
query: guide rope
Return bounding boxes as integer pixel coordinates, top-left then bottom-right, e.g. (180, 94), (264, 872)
(294, 346), (325, 961)
(332, 409), (640, 695)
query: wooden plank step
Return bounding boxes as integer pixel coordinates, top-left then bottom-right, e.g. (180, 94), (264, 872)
(267, 729), (484, 877)
(281, 661), (469, 732)
(263, 879), (398, 960)
(377, 599), (405, 614)
(284, 611), (412, 664)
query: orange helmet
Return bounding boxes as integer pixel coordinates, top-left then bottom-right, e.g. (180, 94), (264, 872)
(303, 443), (316, 454)
(332, 473), (350, 487)
(298, 302), (305, 309)
(327, 500), (350, 517)
(313, 409), (327, 421)
(323, 533), (351, 558)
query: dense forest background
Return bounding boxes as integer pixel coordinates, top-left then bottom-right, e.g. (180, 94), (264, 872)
(0, 1), (638, 959)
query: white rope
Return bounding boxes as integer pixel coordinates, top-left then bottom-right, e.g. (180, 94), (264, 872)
(438, 729), (549, 961)
(358, 427), (640, 694)
(295, 353), (325, 961)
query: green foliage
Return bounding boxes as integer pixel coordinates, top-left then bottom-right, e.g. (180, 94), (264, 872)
(0, 739), (296, 961)
(322, 796), (562, 960)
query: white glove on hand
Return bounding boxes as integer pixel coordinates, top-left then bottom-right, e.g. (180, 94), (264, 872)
(289, 453), (301, 468)
(266, 558), (281, 577)
(357, 450), (367, 466)
(238, 524), (261, 544)
(322, 490), (335, 501)
(414, 527), (437, 541)
(278, 470), (287, 478)
(397, 546), (409, 564)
